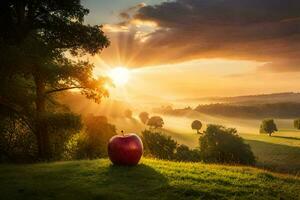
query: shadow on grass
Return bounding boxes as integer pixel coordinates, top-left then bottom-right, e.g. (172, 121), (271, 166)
(273, 135), (300, 141)
(246, 139), (300, 174)
(103, 164), (224, 199)
(100, 164), (170, 199)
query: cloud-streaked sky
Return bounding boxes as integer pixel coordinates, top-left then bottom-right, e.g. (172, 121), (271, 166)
(83, 0), (300, 101)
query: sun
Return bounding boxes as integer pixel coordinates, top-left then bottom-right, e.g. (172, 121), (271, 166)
(108, 66), (130, 86)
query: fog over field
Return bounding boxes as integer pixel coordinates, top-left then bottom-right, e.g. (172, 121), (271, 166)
(61, 92), (300, 139)
(109, 113), (297, 147)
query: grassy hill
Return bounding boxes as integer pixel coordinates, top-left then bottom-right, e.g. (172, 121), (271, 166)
(241, 131), (300, 173)
(109, 115), (300, 174)
(162, 128), (300, 174)
(1, 159), (300, 200)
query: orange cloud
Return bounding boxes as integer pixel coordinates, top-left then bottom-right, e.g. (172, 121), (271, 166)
(99, 0), (300, 71)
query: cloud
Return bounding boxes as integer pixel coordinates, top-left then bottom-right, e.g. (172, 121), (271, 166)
(259, 59), (300, 72)
(119, 3), (146, 20)
(100, 0), (300, 71)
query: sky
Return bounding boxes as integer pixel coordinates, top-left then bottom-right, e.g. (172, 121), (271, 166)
(82, 0), (300, 103)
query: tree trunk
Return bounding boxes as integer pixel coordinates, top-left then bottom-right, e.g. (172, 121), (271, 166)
(34, 74), (50, 160)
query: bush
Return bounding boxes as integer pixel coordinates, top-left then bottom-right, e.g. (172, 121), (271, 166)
(174, 144), (201, 162)
(142, 130), (177, 160)
(0, 117), (37, 163)
(65, 115), (116, 159)
(0, 111), (83, 162)
(199, 124), (255, 165)
(47, 113), (82, 160)
(142, 130), (201, 162)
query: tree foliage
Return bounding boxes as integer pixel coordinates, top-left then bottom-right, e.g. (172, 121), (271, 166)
(65, 115), (116, 159)
(0, 117), (37, 162)
(142, 130), (201, 162)
(174, 144), (201, 162)
(0, 111), (82, 162)
(199, 124), (255, 165)
(0, 0), (110, 160)
(260, 119), (278, 136)
(191, 120), (202, 134)
(147, 116), (164, 129)
(142, 130), (177, 160)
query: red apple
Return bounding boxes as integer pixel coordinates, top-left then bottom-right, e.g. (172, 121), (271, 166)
(108, 133), (143, 165)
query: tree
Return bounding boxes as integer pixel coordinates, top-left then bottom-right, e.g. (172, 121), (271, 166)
(199, 124), (255, 165)
(139, 112), (149, 124)
(191, 120), (202, 134)
(260, 119), (278, 136)
(147, 116), (164, 129)
(142, 130), (177, 160)
(294, 119), (300, 130)
(0, 0), (110, 160)
(124, 109), (132, 118)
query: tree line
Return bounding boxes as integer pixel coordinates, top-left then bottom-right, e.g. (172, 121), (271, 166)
(154, 103), (300, 119)
(196, 103), (300, 118)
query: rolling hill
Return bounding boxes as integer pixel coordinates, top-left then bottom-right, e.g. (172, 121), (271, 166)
(1, 158), (300, 200)
(177, 92), (300, 105)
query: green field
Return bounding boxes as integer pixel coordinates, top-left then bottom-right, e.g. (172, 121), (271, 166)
(242, 131), (300, 174)
(1, 158), (300, 200)
(162, 129), (300, 174)
(110, 115), (300, 174)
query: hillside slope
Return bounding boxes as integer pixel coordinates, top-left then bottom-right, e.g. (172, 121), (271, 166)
(1, 159), (300, 200)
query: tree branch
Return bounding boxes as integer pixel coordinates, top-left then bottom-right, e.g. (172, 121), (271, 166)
(46, 86), (84, 94)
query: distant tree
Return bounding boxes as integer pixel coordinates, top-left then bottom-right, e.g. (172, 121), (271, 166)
(260, 119), (278, 136)
(147, 116), (164, 129)
(294, 119), (300, 130)
(191, 120), (202, 134)
(124, 109), (133, 118)
(139, 112), (149, 124)
(199, 124), (255, 165)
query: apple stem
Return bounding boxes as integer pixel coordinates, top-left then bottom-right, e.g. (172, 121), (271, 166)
(121, 130), (124, 136)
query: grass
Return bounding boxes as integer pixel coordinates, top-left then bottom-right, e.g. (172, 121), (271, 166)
(105, 116), (300, 174)
(241, 132), (300, 174)
(161, 127), (300, 174)
(1, 158), (300, 200)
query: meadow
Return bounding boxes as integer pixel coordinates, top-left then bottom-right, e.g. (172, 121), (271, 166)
(1, 158), (300, 200)
(110, 114), (300, 174)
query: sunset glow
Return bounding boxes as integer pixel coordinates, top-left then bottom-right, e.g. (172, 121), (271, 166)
(108, 67), (130, 86)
